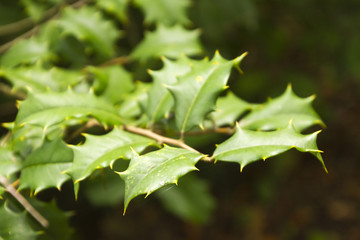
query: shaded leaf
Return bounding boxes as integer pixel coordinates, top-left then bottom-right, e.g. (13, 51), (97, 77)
(0, 38), (53, 67)
(239, 84), (324, 131)
(118, 145), (203, 212)
(131, 24), (202, 61)
(83, 168), (125, 207)
(19, 138), (73, 194)
(66, 127), (155, 183)
(56, 6), (120, 58)
(211, 91), (254, 127)
(0, 66), (84, 93)
(14, 90), (124, 129)
(0, 203), (38, 240)
(157, 174), (215, 224)
(167, 51), (246, 133)
(213, 121), (326, 172)
(87, 65), (134, 104)
(0, 147), (20, 177)
(135, 0), (190, 25)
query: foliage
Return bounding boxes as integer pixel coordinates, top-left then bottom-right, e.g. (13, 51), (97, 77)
(0, 0), (327, 238)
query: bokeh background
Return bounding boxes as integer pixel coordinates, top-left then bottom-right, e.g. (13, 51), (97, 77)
(1, 0), (359, 239)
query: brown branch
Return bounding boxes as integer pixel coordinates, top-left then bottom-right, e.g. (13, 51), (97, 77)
(124, 125), (212, 162)
(0, 175), (49, 228)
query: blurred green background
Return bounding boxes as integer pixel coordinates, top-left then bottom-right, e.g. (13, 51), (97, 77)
(1, 0), (359, 239)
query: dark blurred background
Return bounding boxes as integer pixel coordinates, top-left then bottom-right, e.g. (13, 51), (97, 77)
(1, 0), (360, 239)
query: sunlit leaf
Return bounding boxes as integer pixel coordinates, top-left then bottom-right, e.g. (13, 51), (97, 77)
(118, 146), (203, 212)
(167, 51), (246, 133)
(0, 147), (21, 177)
(19, 138), (73, 194)
(213, 121), (326, 172)
(95, 0), (129, 23)
(66, 127), (155, 183)
(239, 84), (324, 131)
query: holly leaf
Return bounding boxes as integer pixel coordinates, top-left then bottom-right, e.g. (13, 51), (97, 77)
(95, 0), (129, 23)
(134, 0), (191, 25)
(167, 51), (247, 134)
(239, 84), (325, 131)
(211, 91), (254, 127)
(66, 127), (156, 183)
(131, 24), (202, 61)
(19, 137), (73, 194)
(0, 66), (84, 93)
(0, 38), (53, 67)
(14, 90), (124, 129)
(146, 55), (195, 124)
(0, 147), (21, 177)
(87, 65), (134, 104)
(213, 121), (326, 172)
(118, 145), (203, 212)
(56, 6), (120, 58)
(156, 174), (215, 224)
(0, 203), (38, 240)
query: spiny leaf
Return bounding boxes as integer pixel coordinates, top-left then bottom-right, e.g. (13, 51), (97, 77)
(0, 66), (84, 93)
(213, 121), (326, 172)
(95, 0), (129, 23)
(0, 146), (21, 177)
(134, 0), (191, 25)
(167, 51), (247, 133)
(0, 37), (53, 67)
(19, 138), (73, 194)
(66, 127), (156, 183)
(146, 54), (196, 124)
(87, 65), (134, 104)
(0, 203), (38, 240)
(211, 91), (254, 127)
(56, 6), (120, 58)
(131, 24), (202, 61)
(14, 90), (124, 129)
(239, 84), (325, 131)
(118, 145), (203, 213)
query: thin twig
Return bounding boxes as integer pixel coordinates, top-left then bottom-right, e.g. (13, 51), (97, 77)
(0, 175), (49, 228)
(65, 118), (102, 143)
(99, 56), (130, 67)
(124, 125), (212, 161)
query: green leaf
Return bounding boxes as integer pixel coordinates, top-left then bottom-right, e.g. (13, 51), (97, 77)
(0, 147), (21, 177)
(95, 0), (129, 23)
(56, 6), (120, 58)
(87, 65), (134, 104)
(66, 127), (155, 183)
(157, 174), (215, 224)
(134, 0), (191, 25)
(19, 138), (73, 194)
(146, 55), (194, 124)
(131, 24), (202, 61)
(213, 121), (326, 172)
(118, 145), (203, 212)
(239, 84), (324, 131)
(14, 90), (124, 129)
(211, 91), (254, 127)
(118, 82), (151, 120)
(0, 186), (4, 199)
(0, 66), (84, 93)
(0, 38), (53, 67)
(0, 203), (38, 240)
(167, 51), (247, 133)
